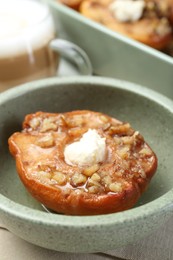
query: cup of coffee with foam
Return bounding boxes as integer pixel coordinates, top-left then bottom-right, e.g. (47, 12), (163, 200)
(0, 0), (92, 92)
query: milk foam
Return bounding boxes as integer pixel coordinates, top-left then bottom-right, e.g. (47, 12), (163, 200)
(0, 0), (55, 58)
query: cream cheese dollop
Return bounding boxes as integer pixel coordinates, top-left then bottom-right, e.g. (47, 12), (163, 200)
(110, 0), (145, 22)
(64, 129), (106, 166)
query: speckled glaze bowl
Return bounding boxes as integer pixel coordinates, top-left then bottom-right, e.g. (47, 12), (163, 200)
(0, 76), (173, 253)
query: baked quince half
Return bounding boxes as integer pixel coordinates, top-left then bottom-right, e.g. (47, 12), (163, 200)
(8, 110), (157, 215)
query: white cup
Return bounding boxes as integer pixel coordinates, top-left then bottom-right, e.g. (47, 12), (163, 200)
(0, 0), (92, 92)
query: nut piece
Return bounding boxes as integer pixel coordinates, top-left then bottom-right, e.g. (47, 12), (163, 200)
(83, 164), (100, 177)
(91, 173), (101, 182)
(122, 136), (133, 145)
(68, 127), (86, 137)
(155, 18), (171, 37)
(117, 146), (130, 159)
(109, 183), (122, 193)
(140, 170), (146, 179)
(67, 115), (83, 127)
(100, 115), (109, 123)
(53, 172), (67, 185)
(88, 185), (100, 194)
(102, 123), (111, 131)
(40, 118), (58, 132)
(103, 175), (112, 186)
(139, 147), (152, 156)
(37, 134), (55, 148)
(87, 176), (102, 193)
(108, 123), (132, 136)
(71, 173), (87, 187)
(87, 178), (100, 187)
(37, 171), (51, 184)
(30, 117), (40, 129)
(147, 1), (155, 10)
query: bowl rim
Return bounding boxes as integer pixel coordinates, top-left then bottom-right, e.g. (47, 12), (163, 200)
(1, 75), (173, 227)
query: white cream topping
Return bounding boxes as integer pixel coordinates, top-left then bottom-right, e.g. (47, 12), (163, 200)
(64, 129), (106, 167)
(110, 0), (145, 22)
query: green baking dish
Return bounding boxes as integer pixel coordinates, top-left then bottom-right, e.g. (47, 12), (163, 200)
(44, 0), (173, 98)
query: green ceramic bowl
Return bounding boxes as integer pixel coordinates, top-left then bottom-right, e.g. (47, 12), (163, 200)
(0, 76), (173, 253)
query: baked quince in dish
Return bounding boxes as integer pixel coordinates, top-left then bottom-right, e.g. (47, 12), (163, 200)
(8, 110), (157, 215)
(79, 0), (173, 50)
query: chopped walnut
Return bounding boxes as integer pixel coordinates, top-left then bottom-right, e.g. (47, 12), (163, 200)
(37, 134), (55, 148)
(100, 115), (109, 123)
(155, 18), (171, 36)
(108, 123), (133, 136)
(53, 172), (67, 185)
(40, 118), (58, 132)
(91, 173), (101, 182)
(139, 147), (152, 156)
(109, 182), (123, 193)
(83, 164), (100, 177)
(37, 171), (51, 184)
(102, 175), (112, 187)
(67, 115), (84, 127)
(117, 145), (130, 159)
(88, 185), (100, 194)
(71, 173), (87, 187)
(29, 117), (41, 129)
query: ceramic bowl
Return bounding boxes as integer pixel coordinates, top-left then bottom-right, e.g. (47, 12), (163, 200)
(0, 76), (173, 253)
